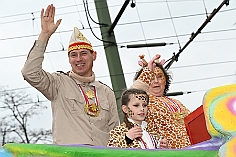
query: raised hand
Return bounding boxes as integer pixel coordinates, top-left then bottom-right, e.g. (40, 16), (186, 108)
(148, 54), (161, 71)
(38, 4), (62, 42)
(126, 126), (143, 140)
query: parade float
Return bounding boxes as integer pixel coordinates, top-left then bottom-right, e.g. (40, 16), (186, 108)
(0, 83), (235, 157)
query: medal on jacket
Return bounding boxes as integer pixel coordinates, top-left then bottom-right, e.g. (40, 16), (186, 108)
(160, 97), (184, 124)
(86, 90), (95, 99)
(173, 111), (184, 124)
(78, 84), (100, 117)
(84, 103), (100, 117)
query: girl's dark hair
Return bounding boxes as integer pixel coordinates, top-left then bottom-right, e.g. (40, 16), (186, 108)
(121, 88), (149, 129)
(133, 63), (172, 95)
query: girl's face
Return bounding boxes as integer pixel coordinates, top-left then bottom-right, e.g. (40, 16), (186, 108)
(122, 94), (148, 125)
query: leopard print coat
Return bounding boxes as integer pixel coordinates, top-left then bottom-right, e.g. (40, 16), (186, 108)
(107, 122), (160, 149)
(131, 67), (191, 149)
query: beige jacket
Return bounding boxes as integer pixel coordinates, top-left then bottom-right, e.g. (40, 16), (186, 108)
(21, 40), (119, 146)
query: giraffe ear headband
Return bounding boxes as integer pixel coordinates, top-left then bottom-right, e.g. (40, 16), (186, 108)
(138, 54), (166, 67)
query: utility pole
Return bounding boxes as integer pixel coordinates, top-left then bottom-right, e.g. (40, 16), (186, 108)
(94, 0), (127, 121)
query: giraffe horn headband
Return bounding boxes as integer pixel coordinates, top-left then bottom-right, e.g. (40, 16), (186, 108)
(138, 54), (166, 67)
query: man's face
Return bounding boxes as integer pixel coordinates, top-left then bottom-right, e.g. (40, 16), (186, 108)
(148, 67), (166, 96)
(68, 49), (97, 77)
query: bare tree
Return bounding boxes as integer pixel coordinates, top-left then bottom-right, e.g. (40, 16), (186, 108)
(0, 88), (52, 145)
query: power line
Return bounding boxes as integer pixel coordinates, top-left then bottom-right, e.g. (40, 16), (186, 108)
(83, 0), (115, 45)
(84, 0), (107, 26)
(165, 0), (181, 49)
(0, 87), (212, 107)
(0, 2), (123, 25)
(137, 0), (214, 3)
(1, 27), (235, 60)
(202, 0), (209, 18)
(0, 49), (66, 60)
(172, 73), (236, 84)
(134, 0), (152, 59)
(1, 69), (235, 94)
(0, 8), (235, 41)
(74, 0), (85, 29)
(0, 0), (222, 21)
(114, 7), (236, 27)
(0, 3), (234, 57)
(0, 0), (191, 19)
(118, 28), (236, 44)
(1, 87), (213, 108)
(0, 3), (235, 26)
(170, 60), (236, 69)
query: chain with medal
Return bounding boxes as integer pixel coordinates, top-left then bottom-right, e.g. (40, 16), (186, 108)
(78, 84), (100, 117)
(160, 97), (184, 124)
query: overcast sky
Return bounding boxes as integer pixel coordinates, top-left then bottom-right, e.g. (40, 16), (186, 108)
(0, 0), (236, 130)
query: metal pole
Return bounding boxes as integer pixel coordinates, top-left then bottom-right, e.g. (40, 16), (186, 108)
(126, 42), (172, 48)
(108, 0), (130, 35)
(94, 0), (127, 121)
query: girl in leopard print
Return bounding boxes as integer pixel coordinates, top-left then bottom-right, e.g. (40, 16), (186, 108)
(107, 88), (167, 149)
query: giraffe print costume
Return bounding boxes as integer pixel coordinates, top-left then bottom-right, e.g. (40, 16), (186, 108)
(131, 67), (191, 149)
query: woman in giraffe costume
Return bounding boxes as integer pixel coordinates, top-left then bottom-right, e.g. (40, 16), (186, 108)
(131, 54), (191, 149)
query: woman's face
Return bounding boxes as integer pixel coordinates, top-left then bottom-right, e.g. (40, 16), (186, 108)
(148, 67), (166, 97)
